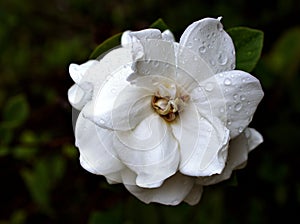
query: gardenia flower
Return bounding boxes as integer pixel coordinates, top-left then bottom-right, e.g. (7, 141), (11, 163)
(68, 17), (264, 205)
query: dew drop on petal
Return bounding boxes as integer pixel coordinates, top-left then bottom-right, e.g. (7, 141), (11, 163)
(172, 200), (180, 205)
(234, 103), (243, 112)
(224, 78), (232, 86)
(219, 107), (225, 113)
(217, 53), (228, 65)
(187, 42), (193, 48)
(245, 129), (251, 138)
(233, 94), (238, 100)
(227, 120), (232, 126)
(99, 119), (105, 125)
(199, 45), (206, 53)
(153, 61), (159, 67)
(210, 59), (216, 66)
(238, 127), (244, 133)
(204, 82), (214, 92)
(240, 95), (246, 101)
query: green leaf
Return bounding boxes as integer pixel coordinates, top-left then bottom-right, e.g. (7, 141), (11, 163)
(227, 27), (264, 72)
(150, 18), (169, 31)
(21, 156), (66, 214)
(266, 27), (300, 79)
(88, 206), (122, 224)
(89, 33), (122, 59)
(2, 94), (29, 129)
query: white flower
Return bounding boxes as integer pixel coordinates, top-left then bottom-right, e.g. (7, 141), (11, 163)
(68, 17), (264, 205)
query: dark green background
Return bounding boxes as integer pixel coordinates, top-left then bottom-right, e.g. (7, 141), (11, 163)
(0, 0), (299, 223)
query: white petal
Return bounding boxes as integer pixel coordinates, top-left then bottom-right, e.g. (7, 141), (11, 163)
(197, 127), (263, 185)
(69, 60), (98, 83)
(162, 29), (175, 42)
(75, 112), (124, 176)
(82, 47), (135, 92)
(124, 173), (195, 205)
(68, 84), (92, 110)
(183, 183), (203, 205)
(175, 43), (215, 93)
(113, 113), (180, 188)
(121, 29), (162, 45)
(179, 17), (236, 73)
(128, 39), (177, 82)
(83, 77), (153, 131)
(172, 102), (230, 177)
(246, 128), (263, 151)
(213, 70), (264, 138)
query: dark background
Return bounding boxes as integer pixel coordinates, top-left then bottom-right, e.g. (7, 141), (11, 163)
(0, 0), (299, 223)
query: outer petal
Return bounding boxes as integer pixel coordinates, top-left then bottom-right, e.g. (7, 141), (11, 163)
(172, 102), (230, 177)
(113, 113), (180, 188)
(83, 79), (153, 131)
(75, 112), (124, 176)
(162, 29), (175, 42)
(68, 60), (97, 110)
(124, 172), (196, 205)
(68, 83), (92, 110)
(197, 128), (263, 185)
(121, 29), (162, 62)
(213, 70), (264, 138)
(69, 60), (97, 83)
(183, 183), (203, 205)
(179, 17), (236, 73)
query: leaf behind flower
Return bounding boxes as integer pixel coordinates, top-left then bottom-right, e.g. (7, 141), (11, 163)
(228, 27), (264, 72)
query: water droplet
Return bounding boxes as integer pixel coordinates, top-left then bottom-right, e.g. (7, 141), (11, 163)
(206, 33), (211, 39)
(240, 95), (246, 101)
(207, 44), (212, 49)
(234, 103), (243, 112)
(210, 59), (216, 66)
(99, 119), (105, 125)
(153, 61), (159, 67)
(227, 120), (232, 126)
(204, 82), (214, 92)
(245, 129), (251, 138)
(199, 45), (206, 53)
(219, 107), (225, 113)
(187, 42), (193, 48)
(212, 32), (216, 37)
(224, 78), (232, 86)
(230, 63), (235, 70)
(242, 78), (246, 82)
(171, 200), (180, 205)
(219, 73), (224, 77)
(247, 101), (251, 105)
(193, 37), (199, 41)
(233, 94), (238, 100)
(217, 53), (228, 65)
(238, 127), (244, 133)
(228, 105), (232, 110)
(193, 55), (198, 61)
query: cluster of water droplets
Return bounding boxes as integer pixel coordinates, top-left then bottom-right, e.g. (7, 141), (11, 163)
(184, 20), (238, 75)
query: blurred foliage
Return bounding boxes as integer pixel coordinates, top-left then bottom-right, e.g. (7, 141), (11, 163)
(0, 0), (299, 223)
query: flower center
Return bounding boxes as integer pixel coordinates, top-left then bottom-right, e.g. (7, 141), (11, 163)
(151, 94), (189, 122)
